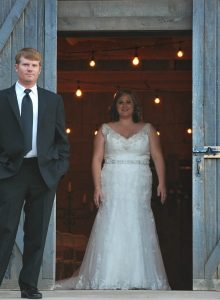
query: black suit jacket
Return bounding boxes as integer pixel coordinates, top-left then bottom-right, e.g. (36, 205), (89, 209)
(0, 85), (69, 188)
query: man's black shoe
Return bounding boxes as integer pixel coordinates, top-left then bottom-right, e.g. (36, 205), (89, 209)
(21, 287), (42, 299)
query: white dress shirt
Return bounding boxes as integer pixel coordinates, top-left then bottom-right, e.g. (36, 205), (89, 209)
(15, 81), (38, 157)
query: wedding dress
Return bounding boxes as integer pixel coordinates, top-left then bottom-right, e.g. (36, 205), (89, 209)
(56, 123), (170, 290)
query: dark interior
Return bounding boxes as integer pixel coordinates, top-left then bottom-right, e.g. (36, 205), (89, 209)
(56, 31), (192, 290)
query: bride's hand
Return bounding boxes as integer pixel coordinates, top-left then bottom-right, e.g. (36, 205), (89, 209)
(93, 188), (103, 208)
(157, 184), (167, 204)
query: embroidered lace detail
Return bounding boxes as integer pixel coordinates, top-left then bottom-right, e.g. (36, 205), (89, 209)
(56, 121), (170, 291)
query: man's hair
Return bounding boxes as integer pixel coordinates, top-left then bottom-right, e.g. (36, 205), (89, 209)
(15, 48), (42, 65)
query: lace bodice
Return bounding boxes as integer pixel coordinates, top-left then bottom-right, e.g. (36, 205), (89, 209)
(102, 123), (151, 163)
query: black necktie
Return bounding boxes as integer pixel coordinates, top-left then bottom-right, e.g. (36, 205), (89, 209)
(21, 89), (33, 155)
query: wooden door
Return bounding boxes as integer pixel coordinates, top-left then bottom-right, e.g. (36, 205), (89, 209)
(0, 0), (57, 289)
(193, 0), (220, 290)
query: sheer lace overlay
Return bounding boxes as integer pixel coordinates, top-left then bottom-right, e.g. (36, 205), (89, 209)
(56, 123), (170, 290)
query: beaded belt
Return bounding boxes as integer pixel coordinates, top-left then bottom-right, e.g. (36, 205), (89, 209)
(104, 158), (148, 165)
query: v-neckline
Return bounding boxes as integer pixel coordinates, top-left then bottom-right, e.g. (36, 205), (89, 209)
(106, 123), (147, 140)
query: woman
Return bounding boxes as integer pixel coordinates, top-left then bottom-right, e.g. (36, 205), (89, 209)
(56, 90), (170, 290)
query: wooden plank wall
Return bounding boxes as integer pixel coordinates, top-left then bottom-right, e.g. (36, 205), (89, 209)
(193, 0), (220, 290)
(0, 0), (57, 289)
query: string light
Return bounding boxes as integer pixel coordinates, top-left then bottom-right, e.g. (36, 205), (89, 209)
(74, 80), (175, 96)
(92, 128), (192, 137)
(177, 42), (184, 58)
(177, 48), (184, 58)
(187, 128), (192, 134)
(75, 80), (82, 97)
(89, 51), (96, 68)
(66, 127), (71, 134)
(91, 127), (192, 137)
(132, 48), (140, 66)
(66, 121), (71, 134)
(66, 40), (189, 58)
(154, 95), (161, 104)
(155, 125), (160, 136)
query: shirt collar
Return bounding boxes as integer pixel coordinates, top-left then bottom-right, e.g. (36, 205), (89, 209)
(16, 81), (38, 96)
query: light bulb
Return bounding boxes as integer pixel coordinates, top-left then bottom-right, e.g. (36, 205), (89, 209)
(89, 51), (96, 68)
(132, 48), (140, 66)
(132, 56), (139, 66)
(94, 130), (98, 136)
(76, 88), (82, 97)
(75, 81), (82, 97)
(187, 128), (192, 134)
(66, 127), (71, 134)
(89, 59), (96, 67)
(154, 96), (160, 104)
(157, 131), (160, 136)
(177, 49), (184, 58)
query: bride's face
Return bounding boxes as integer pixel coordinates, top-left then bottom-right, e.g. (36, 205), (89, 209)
(116, 94), (134, 118)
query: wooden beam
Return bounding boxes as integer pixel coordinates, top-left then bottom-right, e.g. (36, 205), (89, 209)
(0, 0), (30, 52)
(58, 0), (192, 31)
(44, 0), (58, 92)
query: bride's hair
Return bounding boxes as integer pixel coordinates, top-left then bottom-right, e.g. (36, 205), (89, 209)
(109, 89), (142, 122)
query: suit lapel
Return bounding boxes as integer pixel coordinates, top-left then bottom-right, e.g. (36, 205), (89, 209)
(37, 87), (47, 127)
(7, 85), (22, 129)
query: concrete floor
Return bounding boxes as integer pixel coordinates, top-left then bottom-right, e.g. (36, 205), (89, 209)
(0, 290), (220, 300)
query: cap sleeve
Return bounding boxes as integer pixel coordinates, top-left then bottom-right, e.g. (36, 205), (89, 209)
(143, 123), (152, 135)
(101, 123), (110, 137)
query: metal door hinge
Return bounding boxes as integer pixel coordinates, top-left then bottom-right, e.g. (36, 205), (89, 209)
(193, 146), (220, 158)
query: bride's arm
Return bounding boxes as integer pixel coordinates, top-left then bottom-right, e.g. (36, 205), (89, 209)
(92, 127), (105, 208)
(148, 124), (167, 204)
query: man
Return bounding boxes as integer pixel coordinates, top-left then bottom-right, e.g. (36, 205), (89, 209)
(0, 48), (69, 299)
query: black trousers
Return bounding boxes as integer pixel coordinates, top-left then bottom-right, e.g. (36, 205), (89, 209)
(0, 158), (56, 288)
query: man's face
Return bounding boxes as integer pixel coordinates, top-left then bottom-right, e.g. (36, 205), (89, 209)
(15, 57), (41, 87)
